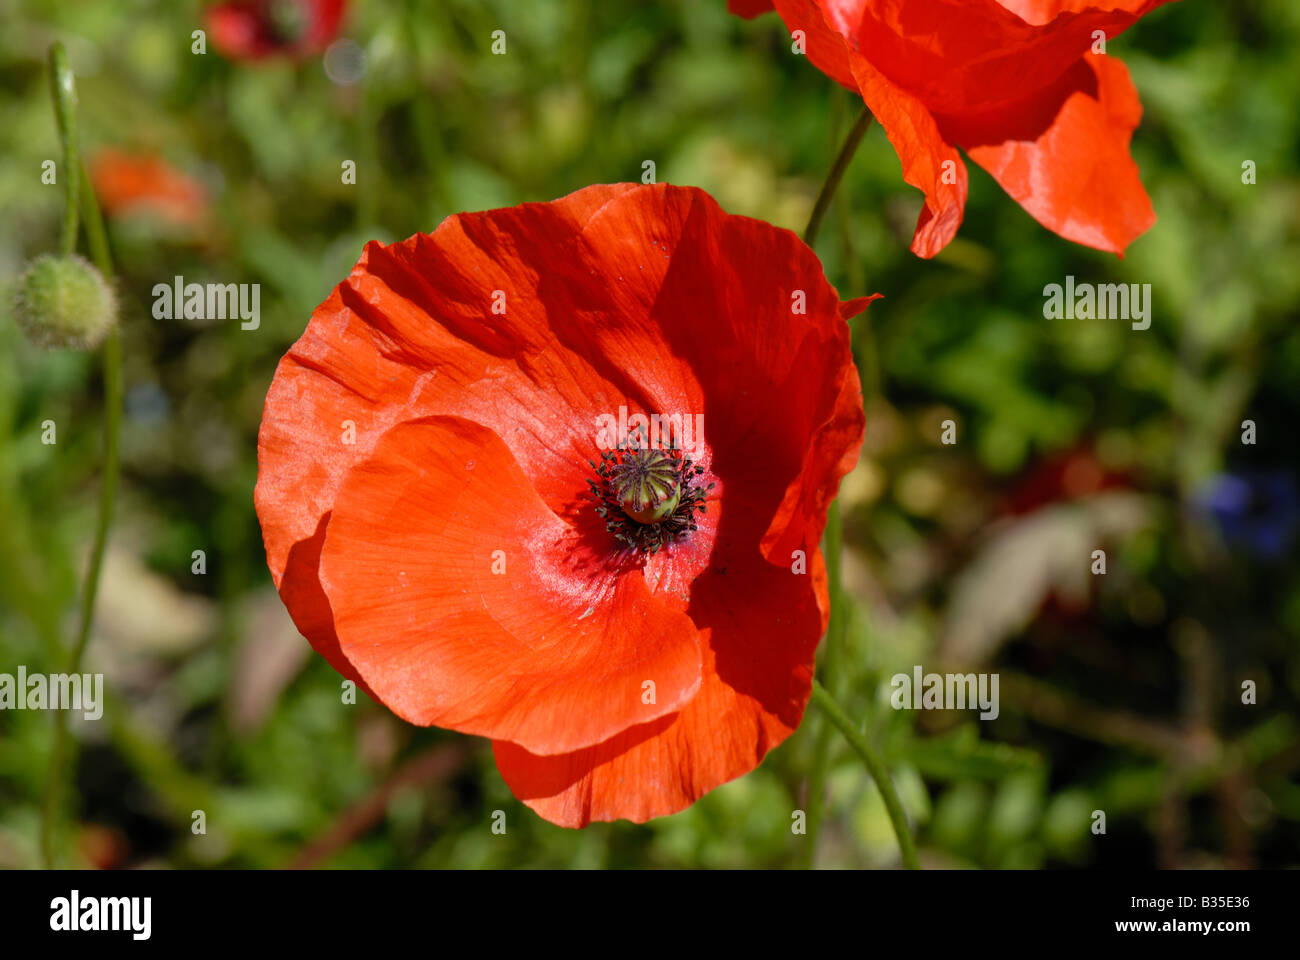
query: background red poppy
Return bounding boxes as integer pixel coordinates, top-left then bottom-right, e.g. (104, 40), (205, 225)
(732, 0), (1176, 257)
(207, 0), (347, 60)
(89, 148), (209, 228)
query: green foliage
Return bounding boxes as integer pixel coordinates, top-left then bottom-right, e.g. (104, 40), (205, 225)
(0, 0), (1297, 868)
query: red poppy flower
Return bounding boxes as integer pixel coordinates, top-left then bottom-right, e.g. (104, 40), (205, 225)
(88, 149), (209, 228)
(731, 0), (1176, 258)
(255, 183), (874, 826)
(206, 0), (346, 61)
(1002, 445), (1130, 516)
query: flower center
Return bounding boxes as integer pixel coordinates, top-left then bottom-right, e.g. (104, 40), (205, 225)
(610, 448), (682, 522)
(587, 429), (712, 554)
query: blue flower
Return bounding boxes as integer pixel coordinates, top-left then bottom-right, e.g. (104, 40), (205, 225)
(1197, 471), (1300, 559)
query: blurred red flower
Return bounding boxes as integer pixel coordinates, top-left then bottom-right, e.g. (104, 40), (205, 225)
(1002, 445), (1131, 516)
(730, 0), (1176, 258)
(255, 183), (874, 826)
(207, 0), (347, 61)
(89, 148), (209, 228)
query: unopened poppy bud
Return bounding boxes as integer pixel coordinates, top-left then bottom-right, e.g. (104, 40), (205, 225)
(12, 253), (117, 350)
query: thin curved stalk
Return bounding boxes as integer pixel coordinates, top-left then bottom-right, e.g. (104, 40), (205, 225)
(48, 44), (79, 255)
(811, 680), (920, 869)
(803, 104), (873, 249)
(39, 46), (123, 870)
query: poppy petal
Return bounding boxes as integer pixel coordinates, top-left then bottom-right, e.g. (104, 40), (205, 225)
(994, 0), (1171, 27)
(761, 350), (866, 564)
(815, 0), (1174, 115)
(279, 512), (373, 699)
(565, 185), (867, 542)
(317, 415), (703, 755)
(493, 542), (824, 827)
(773, 2), (968, 256)
(771, 0), (858, 90)
(956, 54), (1155, 254)
(256, 184), (652, 681)
(844, 53), (969, 258)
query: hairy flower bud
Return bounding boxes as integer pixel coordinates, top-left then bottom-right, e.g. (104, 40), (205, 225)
(12, 254), (117, 350)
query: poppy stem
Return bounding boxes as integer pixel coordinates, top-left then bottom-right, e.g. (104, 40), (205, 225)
(802, 104), (873, 249)
(48, 43), (79, 255)
(810, 680), (920, 869)
(39, 46), (123, 869)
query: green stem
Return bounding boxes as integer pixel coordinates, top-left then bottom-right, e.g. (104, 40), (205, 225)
(48, 43), (79, 256)
(79, 165), (113, 275)
(39, 47), (123, 870)
(811, 680), (919, 869)
(802, 105), (873, 249)
(803, 713), (834, 868)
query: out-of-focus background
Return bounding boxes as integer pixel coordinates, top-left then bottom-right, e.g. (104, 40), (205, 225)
(1, 0), (1298, 869)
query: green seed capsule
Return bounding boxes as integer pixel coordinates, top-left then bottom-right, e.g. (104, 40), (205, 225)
(12, 253), (117, 350)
